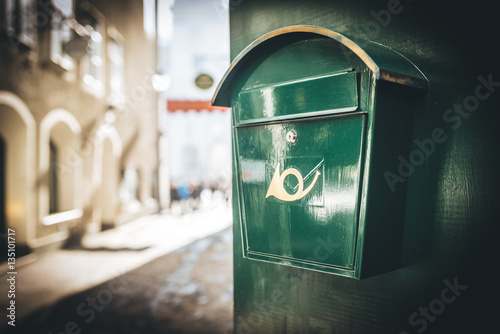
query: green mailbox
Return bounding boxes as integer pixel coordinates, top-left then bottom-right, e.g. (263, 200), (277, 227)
(213, 26), (428, 279)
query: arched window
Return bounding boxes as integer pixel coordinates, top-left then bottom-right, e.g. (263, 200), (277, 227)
(48, 140), (58, 214)
(0, 92), (36, 247)
(40, 109), (82, 225)
(91, 124), (121, 231)
(0, 135), (6, 258)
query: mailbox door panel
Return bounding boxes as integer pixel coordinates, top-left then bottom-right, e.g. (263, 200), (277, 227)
(236, 113), (366, 270)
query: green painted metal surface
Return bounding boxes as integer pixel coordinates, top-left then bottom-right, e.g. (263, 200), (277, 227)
(236, 114), (365, 272)
(237, 71), (358, 125)
(215, 0), (499, 333)
(216, 26), (426, 279)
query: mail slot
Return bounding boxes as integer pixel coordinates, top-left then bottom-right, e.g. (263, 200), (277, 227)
(213, 26), (428, 279)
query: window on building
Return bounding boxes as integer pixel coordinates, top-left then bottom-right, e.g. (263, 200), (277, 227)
(80, 11), (104, 96)
(119, 168), (142, 214)
(143, 0), (155, 38)
(1, 0), (37, 49)
(119, 168), (138, 203)
(46, 120), (82, 217)
(49, 0), (74, 70)
(48, 140), (59, 214)
(108, 38), (125, 107)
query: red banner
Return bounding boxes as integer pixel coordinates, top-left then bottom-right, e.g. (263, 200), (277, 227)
(167, 100), (230, 112)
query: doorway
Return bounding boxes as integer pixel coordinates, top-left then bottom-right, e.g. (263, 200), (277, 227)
(0, 135), (7, 260)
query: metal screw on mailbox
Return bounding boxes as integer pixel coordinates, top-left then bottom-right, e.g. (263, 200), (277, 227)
(286, 130), (297, 144)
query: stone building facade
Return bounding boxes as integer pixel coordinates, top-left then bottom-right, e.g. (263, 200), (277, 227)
(0, 0), (160, 253)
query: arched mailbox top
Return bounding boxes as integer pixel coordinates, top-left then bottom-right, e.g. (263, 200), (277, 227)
(212, 25), (428, 107)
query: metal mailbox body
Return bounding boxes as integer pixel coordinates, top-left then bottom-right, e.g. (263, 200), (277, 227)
(213, 26), (428, 279)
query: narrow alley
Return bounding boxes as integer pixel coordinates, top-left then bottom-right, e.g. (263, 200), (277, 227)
(1, 199), (233, 334)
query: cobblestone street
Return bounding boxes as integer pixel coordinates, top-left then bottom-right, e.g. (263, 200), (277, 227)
(1, 200), (233, 334)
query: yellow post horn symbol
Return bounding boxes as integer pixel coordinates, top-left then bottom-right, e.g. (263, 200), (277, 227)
(265, 163), (321, 201)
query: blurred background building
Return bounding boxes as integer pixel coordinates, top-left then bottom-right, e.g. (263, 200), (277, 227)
(0, 0), (162, 255)
(0, 1), (234, 332)
(160, 0), (231, 210)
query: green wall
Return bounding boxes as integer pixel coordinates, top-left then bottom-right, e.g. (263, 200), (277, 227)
(229, 0), (499, 333)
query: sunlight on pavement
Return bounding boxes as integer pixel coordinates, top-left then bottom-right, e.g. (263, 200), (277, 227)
(0, 198), (231, 321)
